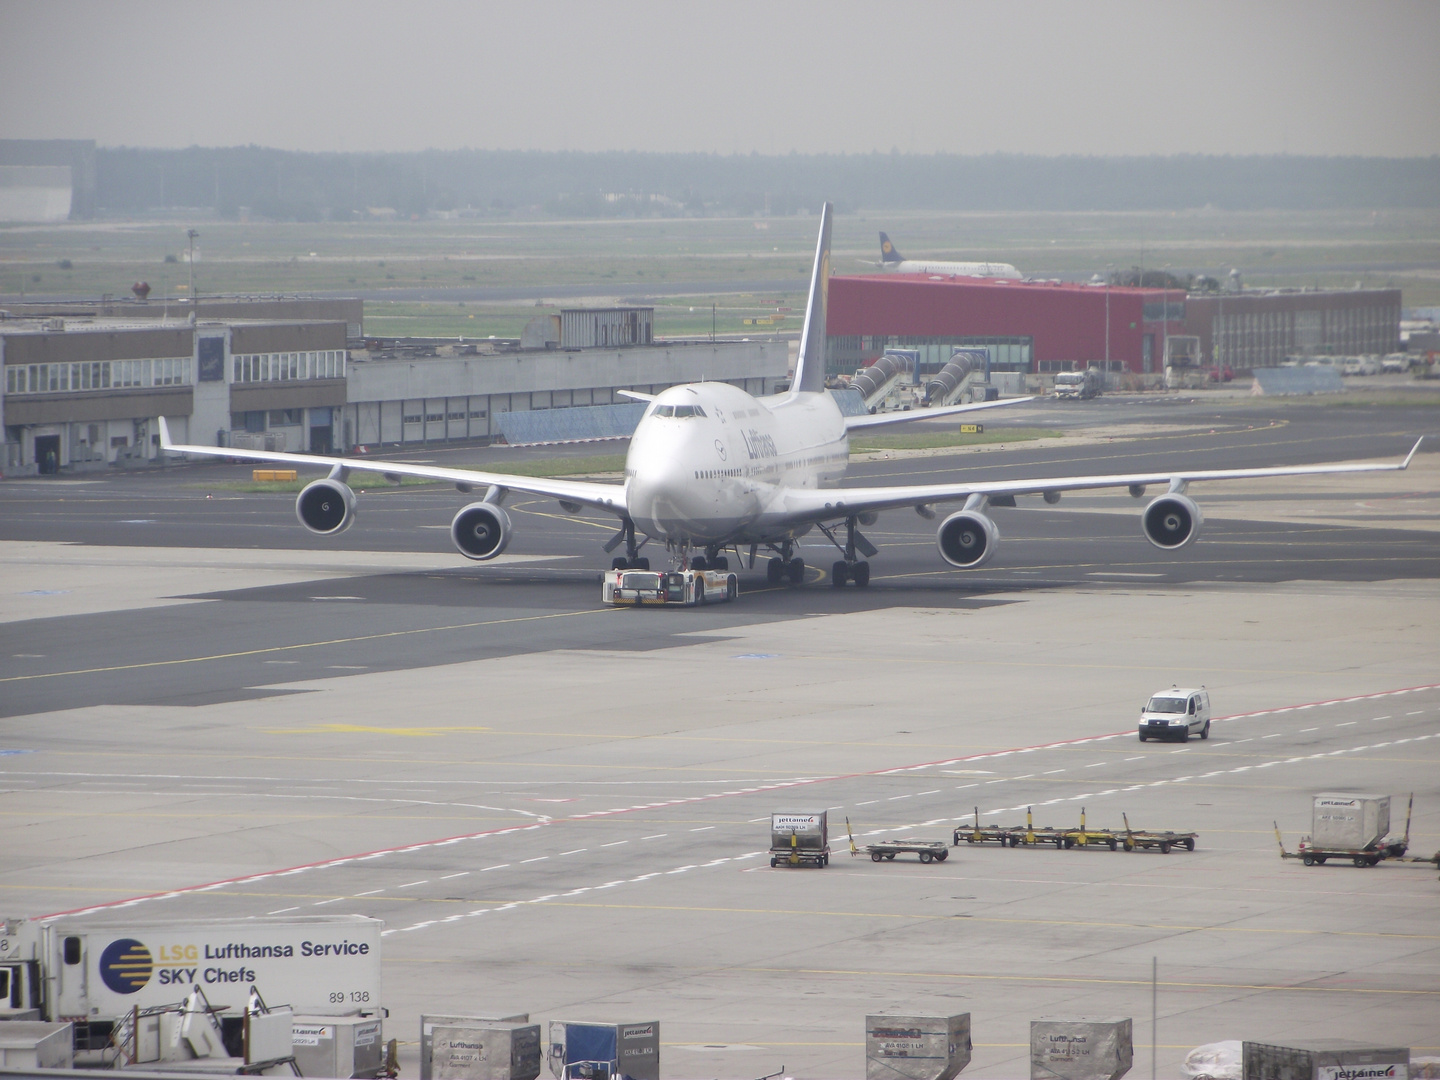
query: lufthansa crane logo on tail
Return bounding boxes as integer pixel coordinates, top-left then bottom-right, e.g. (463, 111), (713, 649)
(881, 240), (893, 255)
(100, 938), (154, 994)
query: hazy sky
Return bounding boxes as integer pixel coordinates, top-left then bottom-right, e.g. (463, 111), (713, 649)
(3, 0), (1437, 157)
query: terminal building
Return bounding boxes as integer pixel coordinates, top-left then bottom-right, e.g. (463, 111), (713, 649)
(826, 275), (1402, 378)
(1, 298), (786, 475)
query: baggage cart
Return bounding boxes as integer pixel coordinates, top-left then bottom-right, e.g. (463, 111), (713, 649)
(1119, 812), (1197, 853)
(864, 839), (950, 864)
(1275, 794), (1413, 867)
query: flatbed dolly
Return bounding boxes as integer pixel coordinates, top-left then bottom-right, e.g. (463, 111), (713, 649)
(1274, 795), (1413, 868)
(1119, 812), (1198, 853)
(864, 839), (950, 863)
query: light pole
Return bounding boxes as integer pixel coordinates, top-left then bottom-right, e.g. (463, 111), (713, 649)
(186, 229), (199, 312)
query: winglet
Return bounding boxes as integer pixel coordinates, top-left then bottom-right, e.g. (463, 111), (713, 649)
(1401, 435), (1424, 469)
(158, 415), (174, 450)
(616, 390), (656, 403)
(790, 202), (833, 398)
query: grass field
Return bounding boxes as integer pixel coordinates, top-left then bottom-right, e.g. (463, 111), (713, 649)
(4, 209), (1436, 335)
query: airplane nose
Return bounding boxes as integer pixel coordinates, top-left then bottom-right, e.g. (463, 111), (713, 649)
(628, 456), (705, 537)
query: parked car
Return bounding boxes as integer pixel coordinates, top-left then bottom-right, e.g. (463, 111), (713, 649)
(1138, 686), (1211, 742)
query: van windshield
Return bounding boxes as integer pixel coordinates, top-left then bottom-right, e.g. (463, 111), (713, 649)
(1146, 696), (1188, 714)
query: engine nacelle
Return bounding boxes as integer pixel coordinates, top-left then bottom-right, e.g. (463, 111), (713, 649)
(1141, 493), (1203, 550)
(936, 510), (1000, 569)
(451, 502), (513, 561)
(295, 478), (356, 535)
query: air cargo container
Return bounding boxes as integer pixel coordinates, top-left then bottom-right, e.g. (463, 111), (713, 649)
(1242, 1040), (1408, 1080)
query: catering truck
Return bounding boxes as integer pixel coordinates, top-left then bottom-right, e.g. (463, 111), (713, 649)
(0, 915), (382, 1052)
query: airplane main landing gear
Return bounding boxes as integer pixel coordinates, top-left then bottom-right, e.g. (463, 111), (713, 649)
(820, 516), (876, 587)
(765, 542), (804, 586)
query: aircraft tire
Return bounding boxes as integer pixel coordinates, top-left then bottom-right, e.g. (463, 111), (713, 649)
(832, 561), (848, 586)
(711, 555), (728, 570)
(767, 557), (784, 585)
(691, 556), (707, 571)
(787, 558), (805, 585)
(852, 561), (870, 587)
(612, 557), (628, 570)
(634, 557), (649, 570)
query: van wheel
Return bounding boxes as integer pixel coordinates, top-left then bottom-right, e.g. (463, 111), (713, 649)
(1201, 721), (1210, 740)
(694, 580), (705, 605)
(1138, 733), (1148, 742)
(1303, 853), (1315, 866)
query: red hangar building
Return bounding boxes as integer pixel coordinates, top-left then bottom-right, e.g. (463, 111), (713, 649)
(824, 274), (1401, 381)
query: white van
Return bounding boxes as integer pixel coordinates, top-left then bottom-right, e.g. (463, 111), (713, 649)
(1138, 687), (1211, 742)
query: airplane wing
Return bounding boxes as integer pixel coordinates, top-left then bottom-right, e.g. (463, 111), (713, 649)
(844, 396), (1035, 430)
(770, 437), (1424, 523)
(157, 417), (628, 515)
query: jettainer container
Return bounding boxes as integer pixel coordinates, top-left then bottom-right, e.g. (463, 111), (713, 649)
(1031, 1018), (1133, 1080)
(866, 1013), (971, 1080)
(422, 1014), (531, 1080)
(770, 811), (830, 868)
(290, 1013), (385, 1079)
(0, 915), (382, 1052)
(1243, 1040), (1409, 1080)
(1312, 794), (1390, 851)
(547, 1020), (659, 1080)
(430, 1021), (542, 1080)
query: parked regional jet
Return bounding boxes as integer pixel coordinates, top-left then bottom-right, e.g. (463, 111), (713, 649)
(160, 204), (1421, 589)
(875, 231), (1023, 280)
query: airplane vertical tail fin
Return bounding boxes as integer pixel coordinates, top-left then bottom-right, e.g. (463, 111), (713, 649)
(791, 202), (833, 397)
(879, 231), (904, 264)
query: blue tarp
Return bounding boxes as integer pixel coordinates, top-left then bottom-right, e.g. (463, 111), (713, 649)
(1252, 367), (1344, 396)
(496, 402), (647, 445)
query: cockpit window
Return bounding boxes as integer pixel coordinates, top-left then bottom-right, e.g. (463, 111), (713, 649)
(654, 404), (706, 418)
(653, 404), (674, 417)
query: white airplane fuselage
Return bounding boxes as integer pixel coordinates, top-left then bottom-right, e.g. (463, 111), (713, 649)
(883, 259), (1022, 280)
(624, 382), (847, 545)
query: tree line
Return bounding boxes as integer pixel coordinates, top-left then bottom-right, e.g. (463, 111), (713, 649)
(91, 146), (1440, 220)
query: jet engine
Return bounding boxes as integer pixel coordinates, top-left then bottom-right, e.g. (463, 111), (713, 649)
(295, 478), (356, 535)
(936, 510), (1000, 569)
(1141, 493), (1203, 550)
(451, 502), (513, 561)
